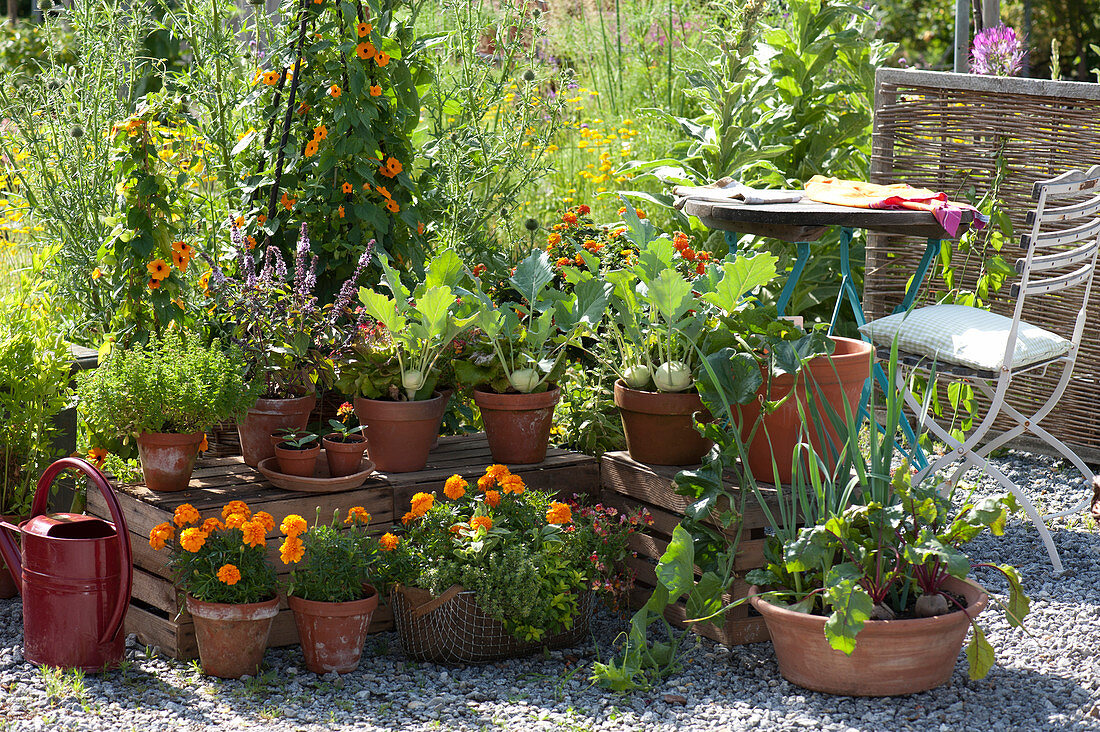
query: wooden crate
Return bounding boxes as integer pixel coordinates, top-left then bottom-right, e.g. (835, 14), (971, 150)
(600, 451), (785, 647)
(88, 433), (598, 660)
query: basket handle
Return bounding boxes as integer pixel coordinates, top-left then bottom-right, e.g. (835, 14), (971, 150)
(408, 584), (464, 619)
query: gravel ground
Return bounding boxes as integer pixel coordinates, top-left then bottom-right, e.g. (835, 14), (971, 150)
(2, 449), (1099, 732)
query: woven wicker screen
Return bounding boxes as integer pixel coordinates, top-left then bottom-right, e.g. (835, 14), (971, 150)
(866, 68), (1100, 455)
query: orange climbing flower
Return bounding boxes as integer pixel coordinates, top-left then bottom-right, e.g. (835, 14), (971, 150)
(198, 434), (209, 452)
(147, 259), (169, 280)
(149, 522), (174, 551)
(86, 446), (107, 467)
(337, 205), (345, 218)
(281, 514), (307, 537)
(444, 475), (468, 501)
(148, 278), (162, 290)
(357, 21), (371, 37)
(199, 270), (212, 295)
(280, 536), (305, 564)
(376, 185), (391, 199)
(298, 102), (311, 115)
(304, 139), (319, 157)
(375, 52), (391, 66)
(217, 564), (241, 585)
(262, 71), (279, 86)
(369, 84), (382, 97)
(340, 182), (352, 194)
(246, 236), (258, 250)
(172, 250), (190, 273)
(179, 527), (207, 553)
(172, 240), (193, 256)
(174, 503), (201, 527)
(470, 515), (493, 532)
(379, 533), (399, 551)
(345, 506), (371, 524)
(222, 501), (251, 521)
(484, 490), (501, 508)
(386, 200), (400, 213)
(329, 84), (342, 98)
(417, 222), (425, 235)
(91, 267), (103, 280)
(257, 213), (267, 224)
(546, 501), (572, 525)
(313, 124), (328, 140)
(356, 42), (376, 60)
(383, 156), (402, 176)
(281, 192), (296, 210)
(410, 491), (434, 517)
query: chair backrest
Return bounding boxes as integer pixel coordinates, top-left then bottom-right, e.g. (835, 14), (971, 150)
(1007, 166), (1100, 360)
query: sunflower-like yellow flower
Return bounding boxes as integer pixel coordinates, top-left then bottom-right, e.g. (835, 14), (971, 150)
(546, 502), (572, 525)
(410, 491), (434, 517)
(379, 533), (399, 551)
(149, 522), (174, 551)
(281, 514), (307, 537)
(179, 527), (207, 553)
(217, 563), (241, 585)
(173, 503), (200, 527)
(241, 519), (266, 548)
(280, 535), (305, 564)
(444, 475), (467, 501)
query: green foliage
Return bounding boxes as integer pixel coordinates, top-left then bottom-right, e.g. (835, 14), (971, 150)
(286, 508), (377, 602)
(0, 21), (77, 86)
(164, 514), (279, 604)
(78, 330), (257, 439)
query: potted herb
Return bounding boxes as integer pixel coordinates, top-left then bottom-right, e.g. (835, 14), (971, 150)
(456, 250), (611, 464)
(340, 250), (471, 472)
(376, 465), (647, 664)
(279, 507), (379, 674)
(77, 332), (257, 492)
(321, 402), (368, 477)
(149, 501), (280, 678)
(272, 429), (320, 477)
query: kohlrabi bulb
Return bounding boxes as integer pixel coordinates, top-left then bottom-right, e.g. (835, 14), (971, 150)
(508, 368), (541, 394)
(653, 361), (692, 392)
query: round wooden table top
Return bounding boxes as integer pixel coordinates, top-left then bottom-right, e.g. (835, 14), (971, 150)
(682, 198), (974, 242)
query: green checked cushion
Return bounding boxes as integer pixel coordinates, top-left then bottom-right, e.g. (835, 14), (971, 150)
(859, 304), (1071, 371)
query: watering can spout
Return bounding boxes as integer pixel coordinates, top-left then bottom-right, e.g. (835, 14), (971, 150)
(0, 518), (21, 594)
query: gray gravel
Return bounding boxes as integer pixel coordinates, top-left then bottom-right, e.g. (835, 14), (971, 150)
(2, 449), (1099, 731)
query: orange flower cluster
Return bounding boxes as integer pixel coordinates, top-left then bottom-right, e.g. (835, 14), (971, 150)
(672, 232), (712, 274)
(618, 206), (646, 219)
(546, 501), (572, 525)
(378, 156), (403, 179)
(217, 563), (241, 585)
(345, 506), (371, 524)
(470, 515), (493, 532)
(444, 475), (468, 501)
(410, 491), (434, 517)
(356, 41), (377, 60)
(149, 522), (174, 551)
(281, 514), (307, 537)
(174, 503), (201, 527)
(179, 527), (206, 553)
(379, 532), (399, 550)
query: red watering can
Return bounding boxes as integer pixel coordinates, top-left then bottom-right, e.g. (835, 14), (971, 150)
(0, 457), (132, 671)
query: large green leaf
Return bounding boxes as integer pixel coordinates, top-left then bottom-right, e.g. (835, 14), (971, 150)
(966, 622), (995, 679)
(695, 348), (762, 408)
(999, 564), (1030, 628)
(686, 571), (725, 621)
(510, 249), (555, 309)
(822, 563), (873, 655)
(645, 268), (695, 324)
(424, 249), (465, 290)
(701, 253), (780, 314)
(358, 288), (405, 333)
(655, 524), (696, 600)
(414, 286), (454, 339)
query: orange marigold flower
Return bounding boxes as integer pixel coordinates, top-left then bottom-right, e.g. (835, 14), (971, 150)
(222, 501), (250, 521)
(386, 200), (400, 213)
(345, 506), (371, 524)
(224, 512), (248, 529)
(86, 446), (107, 467)
(369, 84), (382, 97)
(484, 490), (501, 508)
(147, 259), (169, 280)
(253, 511), (275, 531)
(500, 473), (525, 495)
(280, 536), (305, 564)
(314, 124), (328, 140)
(172, 250), (190, 273)
(356, 42), (376, 60)
(546, 501), (572, 525)
(148, 278), (162, 290)
(487, 464), (509, 479)
(444, 475), (468, 501)
(410, 491), (434, 517)
(241, 519), (266, 548)
(217, 564), (241, 585)
(402, 511), (417, 525)
(329, 84), (342, 98)
(477, 473), (494, 492)
(357, 21), (371, 37)
(179, 527), (207, 553)
(199, 434), (209, 452)
(304, 139), (319, 157)
(470, 515), (493, 532)
(174, 503), (201, 527)
(201, 517), (223, 534)
(281, 514), (307, 537)
(379, 532), (399, 551)
(149, 522), (174, 551)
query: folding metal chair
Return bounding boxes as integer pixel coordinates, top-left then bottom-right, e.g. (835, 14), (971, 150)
(860, 166), (1100, 573)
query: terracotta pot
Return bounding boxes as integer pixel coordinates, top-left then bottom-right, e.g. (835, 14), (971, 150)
(238, 396), (317, 468)
(322, 434), (368, 477)
(186, 594), (279, 679)
(614, 381), (713, 465)
(738, 336), (873, 484)
(135, 432), (204, 492)
(354, 392), (446, 473)
(289, 584), (379, 674)
(473, 387), (560, 465)
(749, 576), (989, 696)
(431, 388), (454, 450)
(273, 442), (321, 477)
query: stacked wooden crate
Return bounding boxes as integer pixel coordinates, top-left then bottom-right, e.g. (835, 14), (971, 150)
(599, 451), (783, 646)
(87, 434), (599, 660)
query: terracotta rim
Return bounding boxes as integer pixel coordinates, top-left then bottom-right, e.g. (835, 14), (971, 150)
(186, 594), (280, 621)
(473, 386), (561, 411)
(136, 431), (204, 447)
(288, 584), (379, 617)
(248, 395), (317, 415)
(355, 392), (445, 419)
(613, 380), (705, 416)
(274, 443), (321, 457)
(322, 434), (367, 449)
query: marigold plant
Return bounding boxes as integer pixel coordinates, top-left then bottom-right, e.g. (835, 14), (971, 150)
(151, 500), (279, 604)
(281, 507), (379, 603)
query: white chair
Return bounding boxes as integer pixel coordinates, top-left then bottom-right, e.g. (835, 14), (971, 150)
(859, 165), (1100, 573)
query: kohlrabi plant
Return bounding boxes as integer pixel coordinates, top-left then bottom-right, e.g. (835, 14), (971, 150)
(354, 250), (473, 400)
(456, 249), (612, 394)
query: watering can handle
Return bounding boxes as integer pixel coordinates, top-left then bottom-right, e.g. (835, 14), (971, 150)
(34, 458), (133, 646)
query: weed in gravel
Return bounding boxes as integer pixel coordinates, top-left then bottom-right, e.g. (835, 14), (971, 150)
(258, 705), (283, 719)
(39, 666), (88, 705)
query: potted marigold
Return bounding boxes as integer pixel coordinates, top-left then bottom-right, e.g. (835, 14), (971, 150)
(279, 507), (379, 674)
(149, 500), (279, 678)
(375, 465), (647, 664)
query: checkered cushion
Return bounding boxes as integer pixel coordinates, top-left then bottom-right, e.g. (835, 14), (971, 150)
(859, 304), (1071, 371)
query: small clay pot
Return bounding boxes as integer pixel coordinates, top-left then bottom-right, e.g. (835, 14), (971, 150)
(749, 576), (989, 696)
(473, 386), (560, 465)
(613, 381), (713, 466)
(289, 584), (379, 674)
(135, 432), (204, 492)
(354, 393), (447, 473)
(237, 395), (317, 468)
(186, 594), (279, 679)
(322, 434), (368, 477)
(274, 442), (321, 477)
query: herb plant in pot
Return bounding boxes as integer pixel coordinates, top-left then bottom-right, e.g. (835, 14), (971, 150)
(457, 250), (611, 465)
(150, 501), (280, 678)
(321, 403), (368, 477)
(344, 250), (472, 472)
(376, 465), (645, 664)
(280, 507), (379, 674)
(272, 429), (321, 478)
(77, 332), (257, 492)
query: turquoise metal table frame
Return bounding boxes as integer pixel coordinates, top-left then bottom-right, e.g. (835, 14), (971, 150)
(724, 228), (941, 469)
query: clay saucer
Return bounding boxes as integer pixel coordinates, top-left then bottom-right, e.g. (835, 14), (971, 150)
(257, 452), (375, 493)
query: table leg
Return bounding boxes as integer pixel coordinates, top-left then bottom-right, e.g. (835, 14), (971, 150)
(776, 242), (811, 318)
(724, 232), (739, 256)
(829, 228), (865, 333)
(893, 237), (941, 314)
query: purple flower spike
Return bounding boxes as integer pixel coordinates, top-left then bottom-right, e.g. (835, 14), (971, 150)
(970, 24), (1026, 77)
(294, 223), (310, 292)
(329, 239), (377, 327)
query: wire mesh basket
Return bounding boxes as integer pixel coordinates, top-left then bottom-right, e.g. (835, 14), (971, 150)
(391, 584), (592, 665)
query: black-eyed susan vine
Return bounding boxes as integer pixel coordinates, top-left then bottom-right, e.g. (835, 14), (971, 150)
(237, 0), (427, 285)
